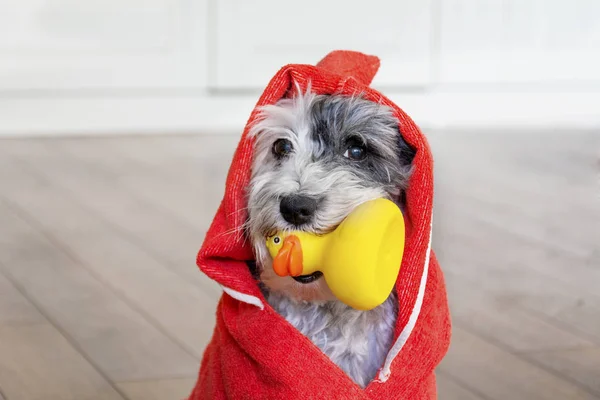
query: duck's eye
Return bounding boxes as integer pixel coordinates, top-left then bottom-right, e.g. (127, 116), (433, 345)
(272, 139), (293, 158)
(273, 236), (281, 244)
(344, 144), (367, 161)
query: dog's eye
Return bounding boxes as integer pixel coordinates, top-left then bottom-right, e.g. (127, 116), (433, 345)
(272, 139), (293, 158)
(344, 144), (366, 161)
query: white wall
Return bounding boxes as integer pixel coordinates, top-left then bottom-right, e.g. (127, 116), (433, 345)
(1, 0), (599, 136)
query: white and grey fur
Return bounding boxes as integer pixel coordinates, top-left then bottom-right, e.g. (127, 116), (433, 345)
(246, 88), (415, 387)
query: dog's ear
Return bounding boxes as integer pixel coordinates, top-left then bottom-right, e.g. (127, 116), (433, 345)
(246, 260), (260, 279)
(397, 128), (416, 168)
(397, 128), (416, 207)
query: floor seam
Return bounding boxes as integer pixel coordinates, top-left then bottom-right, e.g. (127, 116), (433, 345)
(0, 262), (131, 400)
(458, 323), (600, 398)
(0, 195), (203, 362)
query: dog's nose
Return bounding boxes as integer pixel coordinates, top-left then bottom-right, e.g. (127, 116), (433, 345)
(280, 195), (318, 226)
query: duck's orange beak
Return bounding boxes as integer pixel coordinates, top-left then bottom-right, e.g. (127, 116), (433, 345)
(272, 235), (303, 277)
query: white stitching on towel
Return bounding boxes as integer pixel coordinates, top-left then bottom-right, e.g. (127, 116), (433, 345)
(222, 286), (265, 310)
(377, 222), (433, 382)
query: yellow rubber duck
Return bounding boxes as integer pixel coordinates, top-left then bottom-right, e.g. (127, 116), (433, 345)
(265, 198), (405, 310)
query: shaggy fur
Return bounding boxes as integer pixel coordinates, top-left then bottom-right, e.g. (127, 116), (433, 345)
(267, 291), (398, 388)
(247, 88), (414, 387)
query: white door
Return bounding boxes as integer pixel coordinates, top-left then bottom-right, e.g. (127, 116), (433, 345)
(0, 0), (208, 91)
(211, 0), (434, 91)
(438, 0), (600, 84)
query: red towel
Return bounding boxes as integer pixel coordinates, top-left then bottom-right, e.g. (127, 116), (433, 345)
(188, 50), (451, 400)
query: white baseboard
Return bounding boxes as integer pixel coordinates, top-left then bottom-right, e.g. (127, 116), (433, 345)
(1, 91), (599, 137)
(0, 95), (256, 137)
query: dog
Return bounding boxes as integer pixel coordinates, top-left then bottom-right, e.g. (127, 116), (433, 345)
(246, 87), (415, 388)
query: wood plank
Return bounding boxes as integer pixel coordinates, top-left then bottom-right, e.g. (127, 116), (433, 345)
(430, 130), (599, 206)
(7, 151), (221, 296)
(440, 236), (600, 344)
(116, 378), (196, 400)
(52, 134), (235, 230)
(138, 229), (221, 295)
(0, 324), (123, 400)
(435, 181), (598, 258)
(0, 139), (54, 159)
(0, 270), (44, 326)
(0, 168), (219, 355)
(439, 189), (598, 261)
(434, 196), (600, 344)
(431, 135), (599, 261)
(62, 136), (234, 293)
(448, 270), (600, 347)
(54, 134), (238, 177)
(439, 327), (599, 400)
(551, 303), (600, 346)
(0, 137), (223, 296)
(526, 347), (600, 396)
(440, 215), (600, 300)
(63, 233), (218, 356)
(0, 176), (114, 240)
(444, 271), (594, 352)
(428, 130), (600, 179)
(0, 204), (200, 382)
(0, 151), (220, 296)
(436, 372), (485, 400)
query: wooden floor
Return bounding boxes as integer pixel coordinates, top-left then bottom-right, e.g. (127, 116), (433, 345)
(0, 130), (598, 400)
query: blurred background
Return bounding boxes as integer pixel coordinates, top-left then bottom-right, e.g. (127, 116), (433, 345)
(0, 1), (598, 399)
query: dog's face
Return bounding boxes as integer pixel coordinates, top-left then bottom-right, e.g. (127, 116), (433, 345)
(247, 90), (414, 302)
